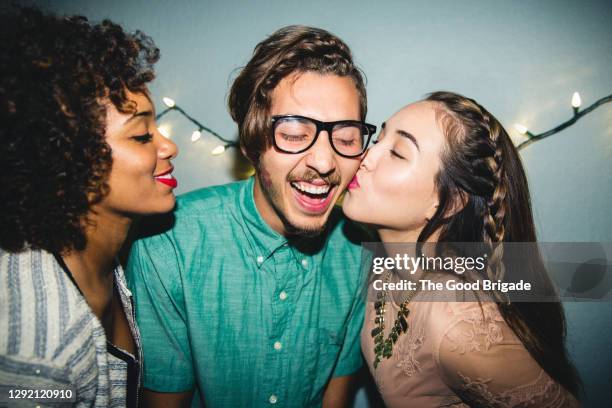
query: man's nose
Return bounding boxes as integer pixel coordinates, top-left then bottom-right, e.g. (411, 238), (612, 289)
(304, 131), (336, 176)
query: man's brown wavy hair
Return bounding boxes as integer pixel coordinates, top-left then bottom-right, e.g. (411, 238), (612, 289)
(0, 7), (159, 254)
(228, 25), (367, 164)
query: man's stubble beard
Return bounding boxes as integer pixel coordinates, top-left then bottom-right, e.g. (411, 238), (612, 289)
(256, 165), (332, 238)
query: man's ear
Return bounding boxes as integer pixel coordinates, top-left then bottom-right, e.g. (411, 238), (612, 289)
(240, 145), (258, 167)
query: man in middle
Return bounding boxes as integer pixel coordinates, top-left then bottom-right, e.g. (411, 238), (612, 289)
(127, 25), (376, 407)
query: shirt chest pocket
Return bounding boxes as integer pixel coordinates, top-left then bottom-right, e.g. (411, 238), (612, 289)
(301, 327), (346, 404)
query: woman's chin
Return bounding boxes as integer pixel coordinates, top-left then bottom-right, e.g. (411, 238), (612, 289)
(341, 198), (367, 223)
(139, 196), (177, 216)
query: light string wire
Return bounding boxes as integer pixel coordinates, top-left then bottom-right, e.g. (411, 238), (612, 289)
(515, 92), (612, 150)
(155, 97), (237, 156)
(155, 93), (612, 155)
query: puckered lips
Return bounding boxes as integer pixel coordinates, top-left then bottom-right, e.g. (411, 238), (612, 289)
(154, 167), (178, 189)
(289, 179), (337, 214)
(348, 174), (360, 190)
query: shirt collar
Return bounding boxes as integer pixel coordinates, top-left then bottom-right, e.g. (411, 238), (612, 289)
(238, 176), (288, 264)
(238, 176), (333, 273)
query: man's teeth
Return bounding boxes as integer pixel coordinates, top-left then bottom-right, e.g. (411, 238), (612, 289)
(291, 181), (331, 195)
(155, 173), (172, 179)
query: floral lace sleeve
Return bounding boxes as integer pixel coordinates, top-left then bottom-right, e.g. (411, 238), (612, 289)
(436, 302), (580, 408)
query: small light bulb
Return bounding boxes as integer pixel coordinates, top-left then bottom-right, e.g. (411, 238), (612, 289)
(514, 123), (528, 135)
(571, 92), (581, 108)
(162, 97), (176, 108)
(191, 130), (202, 142)
(211, 145), (226, 156)
(158, 125), (171, 138)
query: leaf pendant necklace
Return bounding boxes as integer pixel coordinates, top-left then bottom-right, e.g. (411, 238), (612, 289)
(371, 270), (420, 369)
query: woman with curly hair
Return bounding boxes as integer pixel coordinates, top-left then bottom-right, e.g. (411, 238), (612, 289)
(343, 92), (582, 407)
(0, 7), (178, 406)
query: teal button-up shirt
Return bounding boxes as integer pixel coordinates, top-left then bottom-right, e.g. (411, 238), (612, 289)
(126, 177), (368, 407)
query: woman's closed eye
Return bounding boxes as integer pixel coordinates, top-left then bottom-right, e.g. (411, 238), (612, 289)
(132, 133), (153, 143)
(390, 149), (405, 159)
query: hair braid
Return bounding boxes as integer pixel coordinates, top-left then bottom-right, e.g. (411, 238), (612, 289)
(480, 112), (508, 283)
(425, 93), (509, 282)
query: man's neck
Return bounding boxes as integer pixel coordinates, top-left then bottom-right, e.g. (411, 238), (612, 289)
(253, 174), (288, 236)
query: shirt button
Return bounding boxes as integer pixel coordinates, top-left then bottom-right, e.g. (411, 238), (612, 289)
(269, 394), (278, 404)
(273, 341), (282, 350)
(257, 256), (264, 264)
(279, 291), (287, 300)
(301, 259), (308, 268)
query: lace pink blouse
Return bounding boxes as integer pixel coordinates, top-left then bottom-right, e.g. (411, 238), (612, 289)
(361, 277), (580, 407)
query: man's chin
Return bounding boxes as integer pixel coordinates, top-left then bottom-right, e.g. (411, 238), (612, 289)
(282, 213), (329, 237)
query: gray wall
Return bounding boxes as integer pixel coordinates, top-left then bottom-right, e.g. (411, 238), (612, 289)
(19, 0), (612, 406)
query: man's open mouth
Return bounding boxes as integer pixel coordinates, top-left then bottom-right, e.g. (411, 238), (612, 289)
(290, 180), (336, 214)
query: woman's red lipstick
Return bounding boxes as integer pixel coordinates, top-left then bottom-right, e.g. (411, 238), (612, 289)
(154, 167), (178, 189)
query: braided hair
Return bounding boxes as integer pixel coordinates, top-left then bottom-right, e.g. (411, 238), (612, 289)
(419, 91), (582, 398)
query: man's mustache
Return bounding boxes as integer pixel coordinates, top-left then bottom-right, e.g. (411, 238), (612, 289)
(287, 170), (341, 186)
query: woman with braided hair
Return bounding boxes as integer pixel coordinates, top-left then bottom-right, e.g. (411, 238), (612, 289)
(0, 7), (178, 406)
(343, 91), (581, 407)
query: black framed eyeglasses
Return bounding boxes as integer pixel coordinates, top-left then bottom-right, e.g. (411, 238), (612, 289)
(271, 115), (377, 158)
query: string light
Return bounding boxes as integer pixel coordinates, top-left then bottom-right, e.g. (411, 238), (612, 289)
(162, 97), (176, 108)
(157, 125), (171, 138)
(211, 145), (227, 156)
(514, 123), (531, 136)
(571, 91), (581, 116)
(516, 92), (612, 151)
(155, 96), (238, 155)
(571, 92), (582, 109)
(191, 130), (202, 142)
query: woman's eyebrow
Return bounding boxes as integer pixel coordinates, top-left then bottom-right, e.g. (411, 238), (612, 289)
(381, 122), (420, 151)
(123, 110), (152, 125)
(396, 129), (420, 151)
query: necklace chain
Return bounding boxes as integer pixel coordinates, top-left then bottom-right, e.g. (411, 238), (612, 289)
(371, 270), (420, 369)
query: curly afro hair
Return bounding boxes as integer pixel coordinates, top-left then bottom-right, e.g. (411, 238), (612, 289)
(0, 7), (160, 253)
